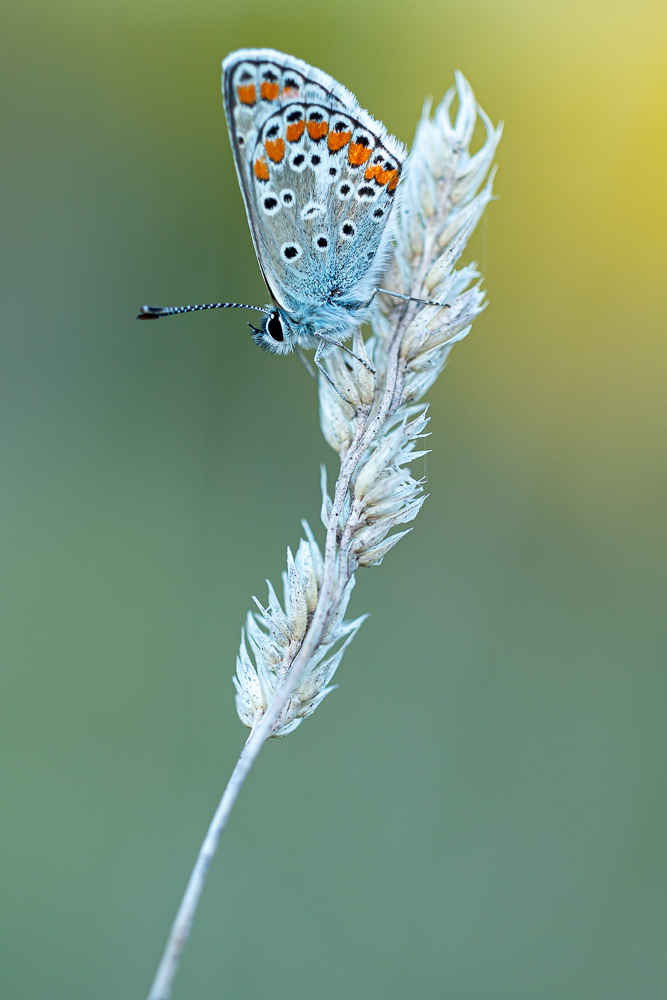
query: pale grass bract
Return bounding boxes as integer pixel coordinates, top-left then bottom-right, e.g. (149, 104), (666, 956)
(146, 71), (501, 1000)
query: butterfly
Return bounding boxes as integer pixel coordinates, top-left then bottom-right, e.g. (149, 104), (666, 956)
(138, 49), (442, 381)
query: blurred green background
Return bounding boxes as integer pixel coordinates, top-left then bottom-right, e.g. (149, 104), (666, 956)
(1, 0), (666, 997)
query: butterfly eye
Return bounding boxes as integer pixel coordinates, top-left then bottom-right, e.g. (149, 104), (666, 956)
(267, 312), (284, 342)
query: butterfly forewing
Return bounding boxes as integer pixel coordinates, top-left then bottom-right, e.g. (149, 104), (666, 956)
(222, 49), (405, 313)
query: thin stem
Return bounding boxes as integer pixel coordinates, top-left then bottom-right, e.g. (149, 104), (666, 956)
(146, 735), (253, 1000)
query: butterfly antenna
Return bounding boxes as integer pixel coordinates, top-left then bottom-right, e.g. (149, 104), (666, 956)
(137, 302), (270, 320)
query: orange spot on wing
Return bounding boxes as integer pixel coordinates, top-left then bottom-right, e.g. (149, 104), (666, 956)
(348, 142), (372, 166)
(254, 157), (270, 181)
(281, 87), (299, 98)
(286, 120), (305, 142)
(307, 121), (329, 141)
(237, 84), (256, 105)
(328, 130), (352, 152)
(260, 81), (279, 101)
(264, 137), (285, 163)
(367, 164), (399, 187)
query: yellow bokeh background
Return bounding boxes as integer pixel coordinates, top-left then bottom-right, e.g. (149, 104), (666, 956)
(1, 1), (666, 997)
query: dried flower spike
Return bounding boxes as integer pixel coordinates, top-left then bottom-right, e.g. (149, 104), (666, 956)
(234, 522), (367, 737)
(233, 72), (501, 735)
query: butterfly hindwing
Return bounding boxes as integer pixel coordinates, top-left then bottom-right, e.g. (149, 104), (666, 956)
(222, 50), (405, 312)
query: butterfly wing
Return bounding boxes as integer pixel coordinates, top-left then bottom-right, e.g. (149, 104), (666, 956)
(222, 49), (405, 314)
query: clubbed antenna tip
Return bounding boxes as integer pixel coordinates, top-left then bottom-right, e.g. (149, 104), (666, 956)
(137, 305), (165, 320)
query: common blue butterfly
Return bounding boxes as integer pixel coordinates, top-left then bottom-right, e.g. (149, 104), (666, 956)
(139, 50), (443, 380)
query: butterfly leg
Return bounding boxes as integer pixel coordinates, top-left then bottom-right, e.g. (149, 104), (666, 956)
(377, 287), (452, 309)
(315, 335), (376, 375)
(361, 288), (452, 310)
(314, 342), (349, 400)
(295, 346), (317, 380)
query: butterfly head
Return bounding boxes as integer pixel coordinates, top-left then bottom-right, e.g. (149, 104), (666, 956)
(248, 307), (296, 355)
